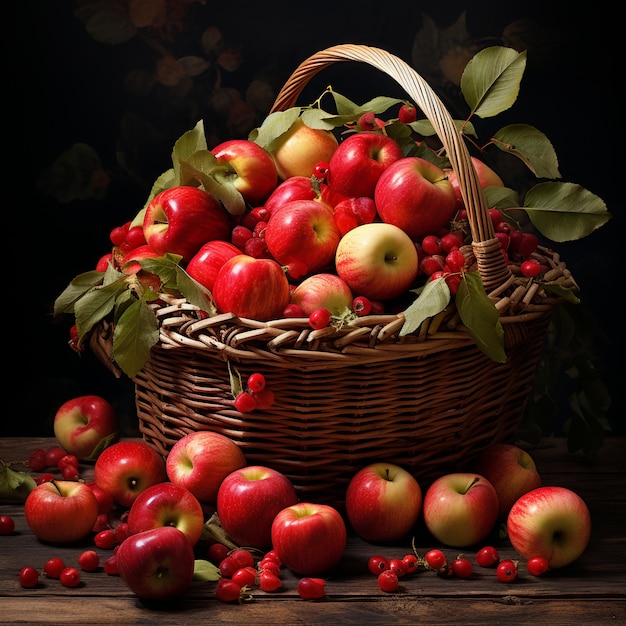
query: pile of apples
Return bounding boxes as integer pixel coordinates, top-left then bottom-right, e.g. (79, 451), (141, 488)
(98, 107), (527, 327)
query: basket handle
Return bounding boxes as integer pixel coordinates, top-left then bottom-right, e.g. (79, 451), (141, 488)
(270, 44), (511, 290)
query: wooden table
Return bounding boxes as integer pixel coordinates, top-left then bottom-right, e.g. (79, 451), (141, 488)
(1, 436), (625, 624)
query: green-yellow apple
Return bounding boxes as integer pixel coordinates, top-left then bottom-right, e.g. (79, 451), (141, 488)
(374, 156), (457, 240)
(422, 472), (499, 548)
(271, 502), (347, 576)
(24, 480), (99, 544)
(327, 132), (403, 199)
(93, 441), (167, 509)
(165, 430), (247, 504)
(445, 156), (504, 211)
(335, 222), (419, 301)
(211, 139), (278, 206)
(473, 443), (542, 519)
(53, 395), (119, 462)
(216, 465), (298, 549)
(212, 254), (291, 320)
(186, 239), (242, 292)
(345, 462), (422, 543)
(126, 482), (205, 546)
(270, 118), (338, 180)
(143, 186), (231, 263)
(290, 273), (353, 316)
(507, 486), (592, 569)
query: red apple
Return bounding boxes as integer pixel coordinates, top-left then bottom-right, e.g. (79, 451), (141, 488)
(93, 441), (167, 509)
(327, 132), (404, 199)
(422, 472), (499, 548)
(335, 222), (419, 301)
(265, 199), (341, 276)
(119, 244), (161, 275)
(271, 502), (347, 576)
(507, 486), (592, 569)
(445, 156), (504, 211)
(143, 186), (231, 263)
(473, 443), (542, 519)
(85, 481), (115, 515)
(116, 526), (195, 602)
(374, 156), (457, 240)
(333, 196), (377, 235)
(53, 395), (119, 462)
(345, 462), (422, 543)
(211, 139), (278, 207)
(212, 254), (290, 320)
(166, 431), (247, 504)
(126, 482), (205, 546)
(264, 175), (345, 216)
(216, 465), (298, 549)
(24, 480), (99, 544)
(186, 240), (242, 292)
(289, 272), (353, 316)
(270, 118), (339, 180)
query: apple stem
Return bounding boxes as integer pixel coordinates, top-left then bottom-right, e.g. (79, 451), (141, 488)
(464, 476), (480, 494)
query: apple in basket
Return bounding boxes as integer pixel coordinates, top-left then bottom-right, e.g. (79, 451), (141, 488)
(327, 131), (404, 199)
(166, 431), (247, 504)
(445, 156), (505, 211)
(143, 186), (232, 263)
(335, 222), (419, 301)
(345, 462), (423, 543)
(264, 199), (342, 277)
(290, 273), (353, 316)
(473, 443), (542, 519)
(186, 240), (242, 293)
(422, 472), (499, 548)
(216, 465), (298, 549)
(264, 175), (346, 216)
(507, 486), (592, 569)
(212, 254), (291, 320)
(53, 394), (119, 462)
(374, 156), (457, 240)
(269, 117), (339, 180)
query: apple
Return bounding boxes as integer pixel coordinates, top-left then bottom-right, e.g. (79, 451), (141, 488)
(374, 156), (457, 240)
(85, 481), (114, 515)
(264, 175), (345, 216)
(165, 430), (247, 504)
(126, 482), (205, 546)
(271, 502), (347, 576)
(216, 465), (298, 549)
(265, 199), (341, 276)
(289, 273), (353, 316)
(212, 254), (290, 320)
(335, 222), (419, 301)
(345, 462), (422, 543)
(143, 186), (232, 263)
(445, 156), (504, 211)
(53, 394), (119, 462)
(507, 486), (592, 569)
(327, 132), (404, 199)
(333, 196), (377, 235)
(116, 526), (195, 602)
(185, 240), (242, 293)
(24, 480), (99, 544)
(210, 139), (278, 207)
(93, 440), (167, 509)
(422, 472), (499, 548)
(119, 243), (161, 275)
(270, 117), (339, 180)
(473, 443), (542, 519)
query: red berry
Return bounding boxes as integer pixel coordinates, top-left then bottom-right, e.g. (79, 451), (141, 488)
(109, 224), (128, 246)
(125, 225), (146, 249)
(313, 161), (330, 181)
(358, 112), (378, 131)
(450, 557), (473, 578)
(45, 446), (67, 468)
(0, 514), (15, 535)
(377, 569), (399, 592)
(208, 542), (230, 565)
(495, 231), (510, 251)
(216, 577), (243, 603)
(367, 555), (390, 576)
(445, 249), (465, 272)
(19, 565), (39, 588)
(440, 230), (465, 252)
(231, 225), (253, 250)
(59, 566), (80, 588)
(115, 522), (130, 543)
(488, 207), (505, 227)
(424, 549), (447, 572)
(401, 554), (419, 575)
(297, 577), (326, 599)
(35, 472), (55, 485)
(388, 557), (406, 578)
(244, 235), (269, 259)
(520, 259), (542, 277)
(309, 307), (331, 330)
(61, 464), (80, 480)
(259, 569), (282, 592)
(219, 556), (239, 578)
(496, 559), (518, 583)
(262, 549), (281, 566)
(28, 448), (48, 472)
(516, 232), (539, 257)
(252, 388), (274, 410)
(421, 234), (444, 256)
(94, 528), (118, 550)
(475, 545), (500, 568)
(234, 391), (257, 413)
(43, 557), (66, 579)
(246, 373), (266, 393)
(259, 559), (281, 577)
(232, 566), (257, 588)
(398, 103), (417, 124)
(103, 555), (119, 575)
(78, 550), (100, 572)
(353, 295), (372, 316)
(58, 454), (79, 471)
(420, 254), (446, 276)
(527, 556), (550, 576)
(230, 548), (255, 569)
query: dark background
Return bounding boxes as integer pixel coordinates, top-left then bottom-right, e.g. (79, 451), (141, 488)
(5, 2), (622, 440)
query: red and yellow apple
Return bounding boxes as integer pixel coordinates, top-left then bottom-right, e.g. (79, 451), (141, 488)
(445, 156), (504, 211)
(290, 273), (353, 316)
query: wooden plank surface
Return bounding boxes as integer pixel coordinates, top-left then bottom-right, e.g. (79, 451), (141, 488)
(1, 436), (625, 624)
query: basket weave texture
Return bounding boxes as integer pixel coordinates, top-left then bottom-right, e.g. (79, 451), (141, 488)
(125, 45), (575, 505)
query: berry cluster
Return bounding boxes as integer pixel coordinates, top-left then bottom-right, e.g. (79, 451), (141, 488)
(367, 553), (420, 592)
(230, 206), (272, 260)
(233, 372), (275, 414)
(27, 445), (80, 482)
(18, 551), (104, 589)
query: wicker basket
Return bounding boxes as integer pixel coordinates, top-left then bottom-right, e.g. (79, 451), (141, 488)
(124, 44), (576, 506)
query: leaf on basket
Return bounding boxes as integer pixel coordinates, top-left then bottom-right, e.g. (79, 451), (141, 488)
(522, 182), (612, 242)
(73, 277), (129, 338)
(461, 47), (527, 119)
(54, 270), (108, 316)
(400, 277), (451, 336)
(455, 272), (506, 363)
(250, 107), (301, 149)
(541, 282), (581, 304)
(330, 91), (405, 117)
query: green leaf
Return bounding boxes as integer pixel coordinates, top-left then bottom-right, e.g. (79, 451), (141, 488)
(74, 278), (130, 337)
(541, 282), (581, 304)
(400, 278), (451, 336)
(112, 299), (159, 379)
(172, 119), (208, 183)
(0, 463), (37, 503)
(141, 168), (178, 212)
(174, 268), (217, 314)
(461, 47), (527, 119)
(193, 559), (221, 582)
(523, 182), (612, 241)
(492, 124), (561, 179)
(54, 270), (106, 316)
(455, 272), (506, 362)
(250, 107), (301, 150)
(300, 107), (342, 130)
(483, 186), (520, 210)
